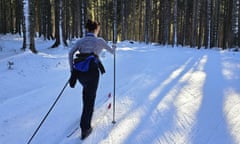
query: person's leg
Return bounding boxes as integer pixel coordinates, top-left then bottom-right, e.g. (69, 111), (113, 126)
(80, 87), (96, 131)
(80, 70), (99, 138)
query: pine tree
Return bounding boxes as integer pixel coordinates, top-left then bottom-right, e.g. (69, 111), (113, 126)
(29, 0), (37, 53)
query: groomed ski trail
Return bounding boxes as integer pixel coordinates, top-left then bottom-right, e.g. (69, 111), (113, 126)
(60, 94), (113, 144)
(1, 39), (240, 144)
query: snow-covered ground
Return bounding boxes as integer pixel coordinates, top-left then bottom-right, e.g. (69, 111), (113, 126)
(0, 34), (240, 144)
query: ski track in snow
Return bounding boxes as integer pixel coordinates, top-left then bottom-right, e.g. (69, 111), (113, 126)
(0, 37), (240, 144)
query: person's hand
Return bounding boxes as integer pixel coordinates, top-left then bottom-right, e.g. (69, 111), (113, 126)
(69, 70), (77, 88)
(112, 44), (117, 50)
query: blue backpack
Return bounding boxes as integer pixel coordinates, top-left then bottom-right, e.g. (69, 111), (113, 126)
(73, 55), (97, 72)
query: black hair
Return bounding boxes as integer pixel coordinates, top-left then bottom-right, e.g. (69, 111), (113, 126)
(85, 19), (100, 32)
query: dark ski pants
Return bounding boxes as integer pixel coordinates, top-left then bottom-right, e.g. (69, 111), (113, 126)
(76, 67), (99, 132)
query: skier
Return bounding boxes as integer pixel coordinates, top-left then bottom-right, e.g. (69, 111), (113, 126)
(68, 19), (115, 140)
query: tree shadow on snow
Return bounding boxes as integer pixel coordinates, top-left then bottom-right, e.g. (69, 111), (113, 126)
(121, 52), (210, 144)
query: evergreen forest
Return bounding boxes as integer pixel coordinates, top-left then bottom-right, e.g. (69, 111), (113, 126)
(0, 0), (239, 52)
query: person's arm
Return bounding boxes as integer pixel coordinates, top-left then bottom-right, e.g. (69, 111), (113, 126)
(68, 43), (79, 71)
(98, 38), (115, 54)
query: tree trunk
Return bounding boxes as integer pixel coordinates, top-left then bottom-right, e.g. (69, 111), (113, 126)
(51, 0), (60, 48)
(113, 0), (117, 43)
(22, 8), (27, 51)
(29, 0), (37, 53)
(145, 0), (151, 44)
(173, 0), (178, 47)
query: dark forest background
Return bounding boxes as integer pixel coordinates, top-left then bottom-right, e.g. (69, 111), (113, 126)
(0, 0), (239, 53)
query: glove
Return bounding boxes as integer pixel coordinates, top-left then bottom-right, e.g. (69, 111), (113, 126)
(69, 70), (77, 88)
(112, 44), (117, 51)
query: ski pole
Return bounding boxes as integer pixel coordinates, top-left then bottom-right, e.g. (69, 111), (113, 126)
(112, 45), (116, 124)
(112, 0), (117, 124)
(27, 80), (69, 144)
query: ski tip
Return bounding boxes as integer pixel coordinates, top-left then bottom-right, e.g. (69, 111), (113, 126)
(108, 92), (112, 98)
(108, 103), (112, 109)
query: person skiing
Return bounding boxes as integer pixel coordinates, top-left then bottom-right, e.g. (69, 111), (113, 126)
(68, 19), (115, 140)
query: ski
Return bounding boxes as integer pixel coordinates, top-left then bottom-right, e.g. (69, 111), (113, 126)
(67, 93), (112, 138)
(67, 127), (79, 138)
